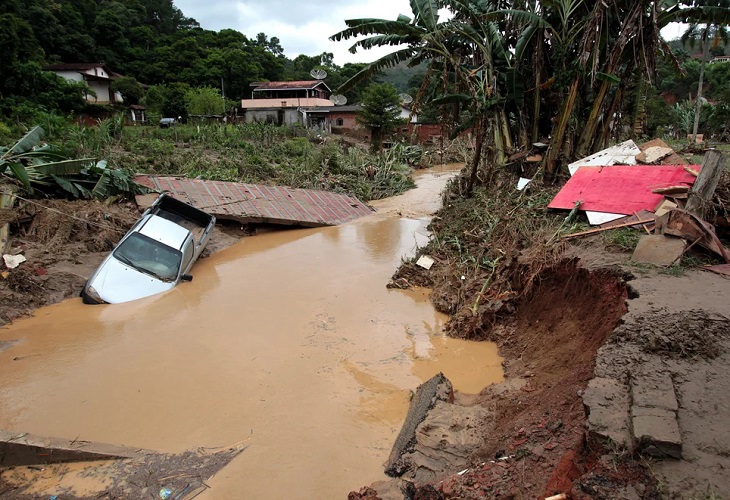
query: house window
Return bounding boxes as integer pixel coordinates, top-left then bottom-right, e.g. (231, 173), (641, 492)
(335, 118), (344, 126)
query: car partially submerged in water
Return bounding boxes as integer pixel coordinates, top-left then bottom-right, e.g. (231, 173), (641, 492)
(82, 194), (215, 304)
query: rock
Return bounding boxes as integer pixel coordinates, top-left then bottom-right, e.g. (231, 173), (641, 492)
(631, 406), (682, 458)
(582, 377), (632, 449)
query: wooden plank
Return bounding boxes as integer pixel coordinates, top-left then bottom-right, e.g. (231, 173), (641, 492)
(562, 217), (655, 239)
(548, 165), (699, 215)
(685, 150), (725, 219)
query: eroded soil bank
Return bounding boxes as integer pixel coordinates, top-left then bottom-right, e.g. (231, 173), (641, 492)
(358, 258), (642, 499)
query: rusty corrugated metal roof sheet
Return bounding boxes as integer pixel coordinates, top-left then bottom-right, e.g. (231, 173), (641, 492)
(134, 176), (373, 227)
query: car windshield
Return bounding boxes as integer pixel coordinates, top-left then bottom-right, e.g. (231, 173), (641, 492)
(113, 233), (182, 281)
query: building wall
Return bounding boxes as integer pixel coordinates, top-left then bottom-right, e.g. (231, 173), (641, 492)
(240, 98), (333, 109)
(55, 70), (84, 82)
(244, 108), (301, 126)
(408, 123), (444, 144)
(329, 111), (358, 130)
(87, 80), (112, 103)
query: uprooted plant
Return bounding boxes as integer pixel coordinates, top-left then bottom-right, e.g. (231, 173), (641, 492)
(1, 126), (149, 201)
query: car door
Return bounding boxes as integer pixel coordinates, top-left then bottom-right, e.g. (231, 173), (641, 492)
(180, 236), (195, 276)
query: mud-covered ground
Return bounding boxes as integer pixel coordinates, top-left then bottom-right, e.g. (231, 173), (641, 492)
(2, 187), (729, 499)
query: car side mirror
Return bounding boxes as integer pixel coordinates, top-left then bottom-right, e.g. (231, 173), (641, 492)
(181, 274), (193, 282)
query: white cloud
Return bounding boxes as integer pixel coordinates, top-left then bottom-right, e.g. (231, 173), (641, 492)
(174, 0), (415, 64)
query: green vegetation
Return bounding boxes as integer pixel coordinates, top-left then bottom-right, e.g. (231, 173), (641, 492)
(331, 0), (730, 192)
(2, 121), (416, 203)
(1, 126), (147, 200)
(357, 83), (404, 151)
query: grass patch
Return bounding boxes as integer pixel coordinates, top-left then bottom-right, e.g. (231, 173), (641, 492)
(41, 121), (421, 202)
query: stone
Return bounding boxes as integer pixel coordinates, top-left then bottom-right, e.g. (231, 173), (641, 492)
(631, 406), (682, 459)
(631, 235), (686, 267)
(582, 377), (632, 449)
(631, 372), (678, 412)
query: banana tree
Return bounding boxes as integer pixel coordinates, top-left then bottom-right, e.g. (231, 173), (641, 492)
(331, 0), (543, 194)
(1, 126), (148, 200)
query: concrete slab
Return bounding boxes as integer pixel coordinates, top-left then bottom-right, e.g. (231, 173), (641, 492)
(631, 406), (682, 459)
(582, 377), (633, 449)
(0, 429), (152, 466)
(631, 235), (686, 267)
(385, 373), (453, 477)
(134, 176), (374, 228)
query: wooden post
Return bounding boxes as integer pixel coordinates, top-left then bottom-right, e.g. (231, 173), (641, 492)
(686, 150), (725, 219)
(0, 188), (16, 254)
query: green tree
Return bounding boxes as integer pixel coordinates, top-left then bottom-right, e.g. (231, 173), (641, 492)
(357, 83), (402, 151)
(111, 76), (144, 105)
(185, 87), (235, 115)
(162, 82), (190, 120)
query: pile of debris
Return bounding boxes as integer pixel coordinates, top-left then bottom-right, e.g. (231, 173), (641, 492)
(548, 139), (729, 274)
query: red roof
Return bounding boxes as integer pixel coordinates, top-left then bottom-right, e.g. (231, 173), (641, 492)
(252, 80), (330, 91)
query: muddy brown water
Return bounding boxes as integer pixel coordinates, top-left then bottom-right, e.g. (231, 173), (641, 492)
(0, 164), (503, 498)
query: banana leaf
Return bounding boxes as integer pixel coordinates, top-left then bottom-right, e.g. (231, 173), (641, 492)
(3, 126), (45, 158)
(7, 162), (33, 192)
(27, 158), (97, 176)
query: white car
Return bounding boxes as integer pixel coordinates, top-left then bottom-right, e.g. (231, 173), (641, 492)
(82, 194), (215, 304)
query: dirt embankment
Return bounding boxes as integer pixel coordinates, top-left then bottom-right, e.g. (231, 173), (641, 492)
(363, 257), (657, 499)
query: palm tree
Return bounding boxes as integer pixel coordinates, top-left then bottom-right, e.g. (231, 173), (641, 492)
(332, 0), (542, 194)
(679, 2), (730, 143)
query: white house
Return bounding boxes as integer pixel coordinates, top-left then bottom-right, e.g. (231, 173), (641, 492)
(45, 62), (124, 104)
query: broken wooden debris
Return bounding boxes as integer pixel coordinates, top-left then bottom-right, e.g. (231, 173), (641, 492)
(684, 166), (700, 177)
(657, 209), (730, 263)
(652, 185), (690, 196)
(0, 189), (15, 254)
(566, 140), (641, 225)
(636, 146), (674, 165)
(548, 165), (699, 216)
(0, 429), (152, 466)
(638, 138), (687, 166)
(654, 199), (678, 217)
(704, 264), (730, 277)
(599, 210), (656, 232)
(563, 217), (655, 240)
(685, 150), (726, 219)
(631, 235), (687, 267)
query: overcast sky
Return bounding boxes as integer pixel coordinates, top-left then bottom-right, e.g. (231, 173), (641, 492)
(173, 0), (415, 65)
(173, 0), (687, 66)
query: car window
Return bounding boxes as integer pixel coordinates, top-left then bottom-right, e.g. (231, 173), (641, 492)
(113, 233), (182, 281)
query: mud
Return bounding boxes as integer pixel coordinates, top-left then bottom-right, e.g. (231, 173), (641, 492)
(592, 270), (730, 498)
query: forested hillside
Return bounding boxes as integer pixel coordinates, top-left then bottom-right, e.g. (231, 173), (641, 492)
(0, 0), (373, 119)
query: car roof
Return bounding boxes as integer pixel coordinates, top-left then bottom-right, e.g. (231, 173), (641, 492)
(138, 215), (189, 250)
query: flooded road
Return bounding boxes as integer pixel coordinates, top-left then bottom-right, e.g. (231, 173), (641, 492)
(0, 164), (503, 498)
